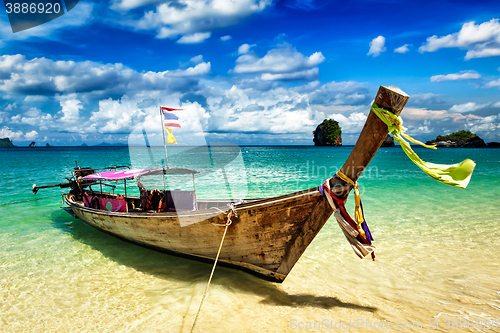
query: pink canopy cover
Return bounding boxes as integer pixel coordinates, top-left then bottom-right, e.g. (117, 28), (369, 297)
(82, 169), (150, 181)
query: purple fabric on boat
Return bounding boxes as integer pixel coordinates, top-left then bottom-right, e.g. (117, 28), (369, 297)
(82, 169), (150, 181)
(359, 200), (373, 242)
(83, 194), (91, 207)
(98, 198), (127, 212)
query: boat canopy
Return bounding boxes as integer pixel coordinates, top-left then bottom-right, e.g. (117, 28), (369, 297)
(82, 167), (199, 181)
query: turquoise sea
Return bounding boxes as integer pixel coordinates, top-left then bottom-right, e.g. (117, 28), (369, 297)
(1, 146), (499, 332)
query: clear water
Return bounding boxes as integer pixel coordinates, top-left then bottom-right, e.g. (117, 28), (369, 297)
(1, 146), (499, 332)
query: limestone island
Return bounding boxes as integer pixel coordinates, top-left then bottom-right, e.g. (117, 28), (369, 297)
(381, 134), (394, 147)
(313, 119), (342, 146)
(425, 130), (486, 148)
(0, 138), (16, 148)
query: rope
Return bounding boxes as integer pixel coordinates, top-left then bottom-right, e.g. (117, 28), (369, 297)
(0, 194), (62, 207)
(190, 205), (236, 333)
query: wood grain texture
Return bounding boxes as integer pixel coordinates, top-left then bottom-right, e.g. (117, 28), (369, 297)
(330, 86), (409, 195)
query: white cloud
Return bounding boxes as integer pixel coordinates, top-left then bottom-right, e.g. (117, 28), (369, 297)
(176, 32), (211, 44)
(190, 55), (204, 64)
(128, 0), (271, 40)
(419, 19), (500, 60)
(24, 130), (38, 141)
(485, 79), (500, 88)
(449, 102), (489, 113)
(430, 70), (481, 82)
(331, 112), (367, 134)
(394, 44), (410, 54)
(410, 93), (445, 105)
(24, 95), (49, 102)
(4, 103), (16, 111)
(58, 98), (83, 123)
(261, 68), (319, 81)
(165, 62), (211, 76)
(367, 36), (386, 57)
(0, 54), (208, 96)
(10, 107), (53, 128)
(0, 126), (38, 141)
(494, 102), (500, 107)
(238, 43), (254, 55)
(220, 35), (232, 41)
(233, 43), (324, 81)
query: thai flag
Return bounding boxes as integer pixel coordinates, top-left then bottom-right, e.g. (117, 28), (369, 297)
(162, 107), (183, 128)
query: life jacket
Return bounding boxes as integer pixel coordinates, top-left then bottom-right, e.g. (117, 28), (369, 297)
(83, 192), (100, 209)
(142, 189), (166, 212)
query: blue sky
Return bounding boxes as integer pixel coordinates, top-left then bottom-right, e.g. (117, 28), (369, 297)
(0, 0), (499, 146)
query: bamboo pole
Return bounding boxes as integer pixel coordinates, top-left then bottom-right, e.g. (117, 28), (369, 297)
(159, 107), (168, 194)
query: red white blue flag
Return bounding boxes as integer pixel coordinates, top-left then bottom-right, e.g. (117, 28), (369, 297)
(162, 107), (183, 129)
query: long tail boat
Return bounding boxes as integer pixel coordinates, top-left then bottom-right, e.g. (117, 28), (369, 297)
(35, 86), (410, 282)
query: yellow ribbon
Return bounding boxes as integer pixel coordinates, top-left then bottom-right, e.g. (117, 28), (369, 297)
(371, 103), (476, 189)
(371, 103), (437, 149)
(336, 170), (367, 241)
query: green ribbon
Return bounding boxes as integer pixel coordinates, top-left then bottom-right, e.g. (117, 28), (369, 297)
(371, 103), (476, 189)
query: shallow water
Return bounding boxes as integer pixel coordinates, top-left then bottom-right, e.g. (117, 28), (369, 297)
(0, 146), (499, 332)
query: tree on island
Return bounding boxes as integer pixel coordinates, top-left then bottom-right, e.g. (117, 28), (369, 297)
(313, 119), (342, 146)
(426, 130), (486, 148)
(0, 138), (16, 148)
(434, 130), (477, 142)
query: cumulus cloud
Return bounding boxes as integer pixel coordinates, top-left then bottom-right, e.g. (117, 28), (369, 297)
(25, 130), (38, 141)
(58, 98), (83, 123)
(238, 43), (254, 55)
(449, 102), (489, 113)
(176, 32), (211, 44)
(190, 55), (204, 64)
(0, 54), (209, 96)
(24, 96), (49, 102)
(125, 0), (271, 40)
(419, 19), (500, 60)
(394, 44), (410, 54)
(261, 68), (319, 81)
(430, 70), (481, 82)
(410, 93), (445, 105)
(220, 35), (232, 41)
(4, 103), (16, 111)
(233, 43), (324, 81)
(0, 126), (37, 141)
(485, 79), (500, 88)
(367, 36), (386, 57)
(330, 112), (367, 134)
(10, 107), (53, 128)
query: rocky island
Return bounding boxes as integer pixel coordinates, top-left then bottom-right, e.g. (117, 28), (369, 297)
(381, 134), (395, 147)
(313, 119), (342, 146)
(425, 130), (487, 148)
(0, 138), (16, 148)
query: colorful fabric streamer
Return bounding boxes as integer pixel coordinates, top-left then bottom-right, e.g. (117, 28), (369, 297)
(371, 103), (476, 189)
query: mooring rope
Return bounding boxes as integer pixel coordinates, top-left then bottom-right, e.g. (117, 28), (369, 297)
(190, 205), (236, 333)
(0, 194), (62, 207)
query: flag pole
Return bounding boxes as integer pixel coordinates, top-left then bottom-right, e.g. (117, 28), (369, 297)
(159, 106), (169, 169)
(159, 107), (168, 194)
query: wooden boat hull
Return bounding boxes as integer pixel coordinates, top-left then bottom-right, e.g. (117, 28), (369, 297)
(65, 188), (334, 282)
